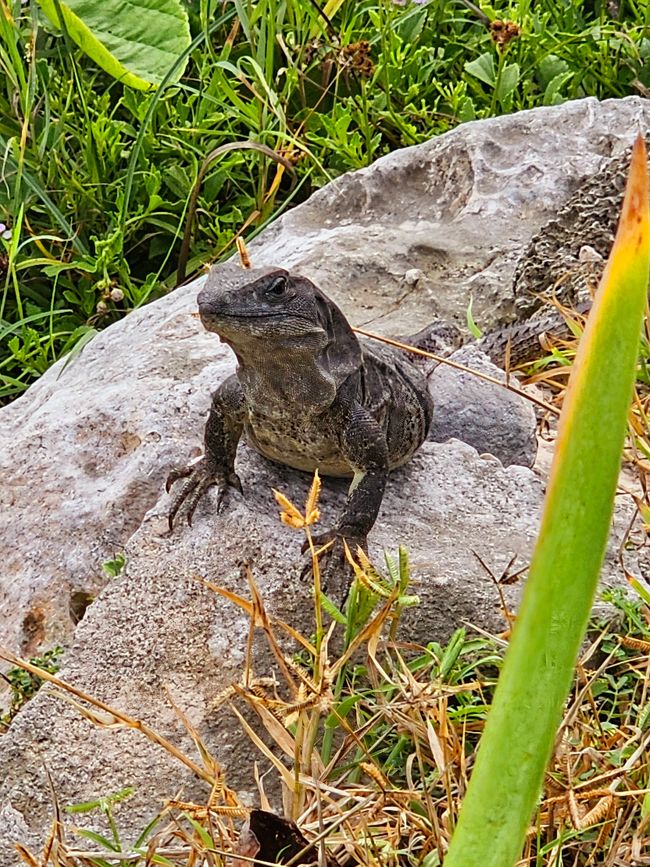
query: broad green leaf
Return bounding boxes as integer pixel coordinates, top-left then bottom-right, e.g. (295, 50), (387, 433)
(464, 52), (496, 87)
(543, 71), (573, 105)
(445, 136), (650, 867)
(36, 0), (190, 89)
(458, 96), (476, 122)
(537, 54), (570, 88)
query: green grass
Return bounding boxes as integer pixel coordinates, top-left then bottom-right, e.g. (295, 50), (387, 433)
(0, 0), (649, 401)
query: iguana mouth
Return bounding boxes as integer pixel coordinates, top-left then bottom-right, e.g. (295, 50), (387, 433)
(208, 311), (288, 319)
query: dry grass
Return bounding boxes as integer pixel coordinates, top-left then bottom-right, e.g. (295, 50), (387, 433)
(523, 305), (650, 595)
(524, 302), (650, 458)
(4, 527), (650, 866)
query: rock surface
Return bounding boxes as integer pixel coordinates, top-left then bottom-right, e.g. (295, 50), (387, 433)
(1, 96), (650, 863)
(428, 344), (537, 467)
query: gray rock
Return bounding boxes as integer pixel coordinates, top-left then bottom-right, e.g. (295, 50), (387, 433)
(246, 95), (650, 334)
(3, 94), (649, 658)
(1, 97), (650, 863)
(0, 440), (544, 861)
(428, 344), (537, 467)
(0, 437), (644, 863)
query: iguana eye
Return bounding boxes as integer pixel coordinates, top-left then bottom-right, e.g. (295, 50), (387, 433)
(265, 275), (287, 298)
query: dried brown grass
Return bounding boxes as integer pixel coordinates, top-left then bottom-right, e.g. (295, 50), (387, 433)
(4, 315), (650, 866)
(3, 532), (650, 865)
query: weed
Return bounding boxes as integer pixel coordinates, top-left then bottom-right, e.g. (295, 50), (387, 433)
(102, 554), (126, 579)
(0, 644), (63, 731)
(4, 572), (650, 865)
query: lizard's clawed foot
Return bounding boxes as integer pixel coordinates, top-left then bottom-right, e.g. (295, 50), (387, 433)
(166, 456), (242, 531)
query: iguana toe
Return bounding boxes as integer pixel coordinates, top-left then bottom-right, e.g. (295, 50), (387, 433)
(167, 456), (238, 530)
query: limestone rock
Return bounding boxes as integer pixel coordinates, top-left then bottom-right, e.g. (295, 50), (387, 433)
(4, 94), (649, 657)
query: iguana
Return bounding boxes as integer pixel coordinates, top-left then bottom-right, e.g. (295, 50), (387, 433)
(166, 267), (438, 557)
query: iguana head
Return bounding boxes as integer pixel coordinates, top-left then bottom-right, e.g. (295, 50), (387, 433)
(198, 267), (363, 383)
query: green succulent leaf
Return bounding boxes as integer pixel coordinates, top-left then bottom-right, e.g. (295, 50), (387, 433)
(445, 136), (650, 867)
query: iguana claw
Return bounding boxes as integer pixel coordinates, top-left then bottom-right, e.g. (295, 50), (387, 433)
(166, 456), (242, 530)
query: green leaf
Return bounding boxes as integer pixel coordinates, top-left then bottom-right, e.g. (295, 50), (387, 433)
(0, 309), (72, 341)
(318, 591), (347, 624)
(36, 0), (191, 89)
(181, 813), (214, 848)
(444, 136), (650, 867)
(628, 575), (650, 607)
(58, 327), (99, 376)
(466, 296), (482, 339)
(65, 787), (135, 813)
(133, 812), (163, 849)
(464, 52), (496, 87)
(458, 96), (476, 122)
(537, 54), (570, 88)
(102, 554), (126, 578)
(43, 259), (97, 276)
(73, 828), (119, 851)
(0, 139), (89, 254)
(325, 693), (362, 728)
(438, 628), (466, 680)
(543, 71), (573, 106)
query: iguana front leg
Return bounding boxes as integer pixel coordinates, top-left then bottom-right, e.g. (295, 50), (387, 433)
(311, 400), (389, 555)
(167, 375), (245, 529)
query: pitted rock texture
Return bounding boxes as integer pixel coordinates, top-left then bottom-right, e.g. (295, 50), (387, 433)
(1, 97), (649, 864)
(2, 437), (644, 864)
(3, 95), (649, 658)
